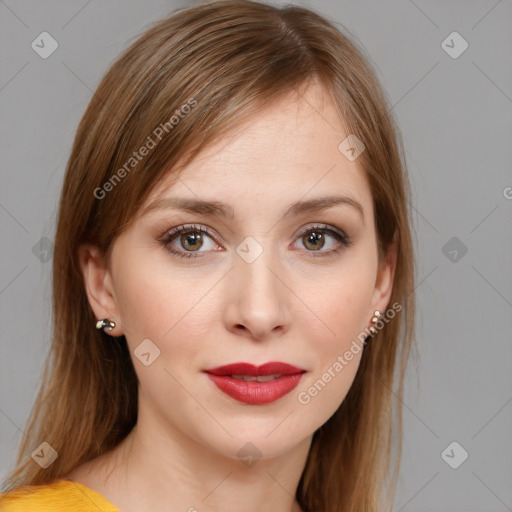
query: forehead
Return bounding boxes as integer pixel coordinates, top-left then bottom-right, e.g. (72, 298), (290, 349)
(145, 82), (372, 216)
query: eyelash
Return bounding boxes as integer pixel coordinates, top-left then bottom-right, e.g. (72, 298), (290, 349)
(158, 223), (353, 260)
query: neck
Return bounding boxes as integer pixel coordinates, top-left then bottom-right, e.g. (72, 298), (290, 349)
(90, 401), (311, 512)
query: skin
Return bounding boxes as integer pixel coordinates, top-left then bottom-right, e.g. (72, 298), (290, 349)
(68, 80), (397, 512)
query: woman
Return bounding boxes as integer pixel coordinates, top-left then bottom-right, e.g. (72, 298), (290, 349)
(0, 0), (416, 510)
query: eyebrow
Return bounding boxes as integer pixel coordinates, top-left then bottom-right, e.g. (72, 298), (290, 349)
(141, 194), (365, 223)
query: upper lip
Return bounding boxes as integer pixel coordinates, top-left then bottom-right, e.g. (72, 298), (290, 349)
(203, 362), (306, 377)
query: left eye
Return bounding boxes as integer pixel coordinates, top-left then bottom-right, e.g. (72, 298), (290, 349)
(293, 225), (351, 254)
(159, 223), (352, 259)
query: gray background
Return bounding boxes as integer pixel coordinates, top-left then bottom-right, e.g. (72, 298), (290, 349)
(1, 1), (511, 510)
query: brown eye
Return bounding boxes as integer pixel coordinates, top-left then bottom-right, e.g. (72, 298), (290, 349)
(160, 224), (218, 259)
(179, 231), (203, 251)
(302, 230), (326, 251)
(294, 224), (353, 257)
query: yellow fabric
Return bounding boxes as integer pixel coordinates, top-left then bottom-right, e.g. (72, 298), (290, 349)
(0, 479), (120, 511)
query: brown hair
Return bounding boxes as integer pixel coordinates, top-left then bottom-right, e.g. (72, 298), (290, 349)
(1, 1), (416, 510)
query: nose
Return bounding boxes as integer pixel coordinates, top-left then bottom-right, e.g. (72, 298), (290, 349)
(222, 245), (291, 341)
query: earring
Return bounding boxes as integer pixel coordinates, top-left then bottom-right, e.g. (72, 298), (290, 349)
(95, 318), (116, 332)
(368, 310), (382, 335)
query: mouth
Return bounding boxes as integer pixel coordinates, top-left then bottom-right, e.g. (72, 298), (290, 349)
(203, 362), (306, 405)
(229, 374), (284, 382)
(203, 361), (306, 377)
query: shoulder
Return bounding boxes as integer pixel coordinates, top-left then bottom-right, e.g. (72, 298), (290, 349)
(0, 479), (120, 512)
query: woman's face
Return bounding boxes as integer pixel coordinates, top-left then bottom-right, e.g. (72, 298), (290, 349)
(80, 81), (396, 463)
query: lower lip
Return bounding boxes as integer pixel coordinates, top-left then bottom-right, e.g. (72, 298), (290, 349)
(205, 373), (304, 404)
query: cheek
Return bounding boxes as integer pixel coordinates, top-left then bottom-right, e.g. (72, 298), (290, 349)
(294, 247), (376, 416)
(113, 256), (218, 365)
(305, 252), (377, 343)
(296, 282), (370, 428)
(296, 348), (362, 436)
(114, 264), (170, 339)
(114, 253), (184, 327)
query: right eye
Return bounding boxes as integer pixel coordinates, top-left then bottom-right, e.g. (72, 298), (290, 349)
(159, 224), (221, 259)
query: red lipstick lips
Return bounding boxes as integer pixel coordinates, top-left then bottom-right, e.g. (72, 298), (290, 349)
(205, 362), (305, 377)
(203, 362), (306, 405)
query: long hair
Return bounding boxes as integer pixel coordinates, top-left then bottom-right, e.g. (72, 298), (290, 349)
(1, 1), (416, 510)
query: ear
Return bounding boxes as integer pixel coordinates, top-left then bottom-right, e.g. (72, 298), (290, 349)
(370, 232), (398, 315)
(77, 244), (123, 336)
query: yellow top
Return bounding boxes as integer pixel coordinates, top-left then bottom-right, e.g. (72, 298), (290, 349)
(0, 479), (120, 511)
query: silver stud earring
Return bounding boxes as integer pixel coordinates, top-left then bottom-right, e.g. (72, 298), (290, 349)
(368, 310), (382, 335)
(95, 318), (116, 332)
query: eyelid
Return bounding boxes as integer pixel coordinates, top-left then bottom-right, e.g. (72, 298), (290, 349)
(294, 223), (345, 240)
(159, 224), (220, 245)
(159, 222), (352, 258)
(160, 222), (347, 241)
(292, 223), (353, 253)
